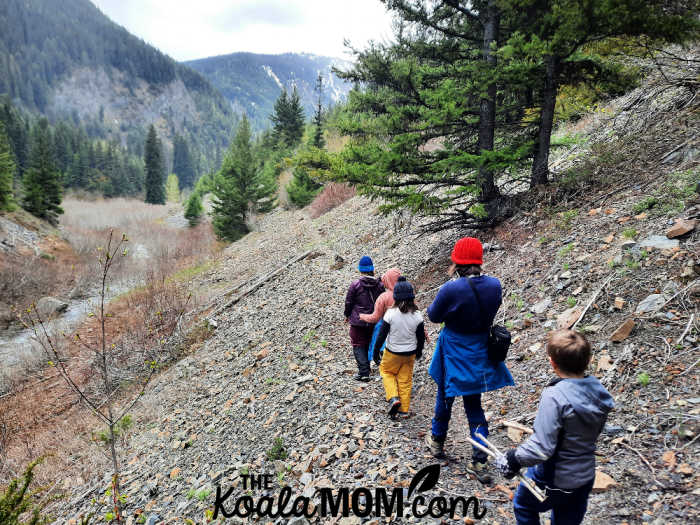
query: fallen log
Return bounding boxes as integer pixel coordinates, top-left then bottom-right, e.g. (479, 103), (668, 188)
(208, 250), (313, 319)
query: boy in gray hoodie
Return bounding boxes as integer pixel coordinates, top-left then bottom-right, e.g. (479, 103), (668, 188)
(496, 329), (614, 525)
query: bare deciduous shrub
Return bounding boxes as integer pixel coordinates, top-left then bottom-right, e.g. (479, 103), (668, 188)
(19, 231), (189, 521)
(308, 183), (356, 218)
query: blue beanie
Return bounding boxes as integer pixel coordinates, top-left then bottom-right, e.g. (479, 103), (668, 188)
(358, 256), (374, 272)
(393, 276), (415, 301)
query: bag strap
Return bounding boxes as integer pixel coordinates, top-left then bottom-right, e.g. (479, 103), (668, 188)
(466, 277), (490, 332)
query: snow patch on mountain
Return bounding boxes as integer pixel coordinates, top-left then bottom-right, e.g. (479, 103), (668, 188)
(262, 65), (283, 89)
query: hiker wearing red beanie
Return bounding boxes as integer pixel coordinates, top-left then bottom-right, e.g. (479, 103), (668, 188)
(425, 237), (514, 483)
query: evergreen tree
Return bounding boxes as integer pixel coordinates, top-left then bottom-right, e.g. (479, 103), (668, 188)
(172, 135), (196, 188)
(312, 73), (325, 149)
(328, 0), (698, 232)
(144, 125), (165, 204)
(184, 192), (203, 226)
(0, 121), (16, 211)
(22, 119), (63, 223)
(270, 86), (305, 149)
(287, 165), (321, 208)
(498, 0), (699, 186)
(286, 85), (305, 147)
(211, 116), (275, 241)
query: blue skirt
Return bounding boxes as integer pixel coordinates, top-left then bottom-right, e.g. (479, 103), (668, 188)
(429, 326), (514, 397)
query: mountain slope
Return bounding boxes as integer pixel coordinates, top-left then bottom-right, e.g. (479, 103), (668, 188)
(0, 0), (238, 174)
(51, 62), (699, 521)
(185, 52), (352, 131)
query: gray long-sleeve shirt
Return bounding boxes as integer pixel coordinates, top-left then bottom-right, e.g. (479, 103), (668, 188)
(515, 375), (614, 489)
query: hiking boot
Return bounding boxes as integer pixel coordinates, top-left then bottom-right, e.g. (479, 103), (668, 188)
(388, 397), (401, 417)
(354, 374), (370, 382)
(425, 434), (445, 458)
(467, 459), (493, 484)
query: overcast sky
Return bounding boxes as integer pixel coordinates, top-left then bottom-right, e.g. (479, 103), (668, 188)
(91, 0), (395, 61)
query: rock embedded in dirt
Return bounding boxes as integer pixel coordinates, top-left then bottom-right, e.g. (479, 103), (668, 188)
(557, 307), (582, 329)
(638, 235), (680, 251)
(666, 219), (697, 238)
(35, 296), (68, 318)
(593, 471), (617, 492)
(610, 319), (635, 342)
(530, 298), (552, 315)
(635, 294), (666, 314)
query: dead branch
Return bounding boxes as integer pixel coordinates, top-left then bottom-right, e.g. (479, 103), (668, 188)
(500, 420), (534, 435)
(676, 314), (695, 345)
(618, 442), (666, 488)
(572, 273), (615, 329)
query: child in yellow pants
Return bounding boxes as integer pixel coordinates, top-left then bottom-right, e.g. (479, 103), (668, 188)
(372, 277), (425, 419)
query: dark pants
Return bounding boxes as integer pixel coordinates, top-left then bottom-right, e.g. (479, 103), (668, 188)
(431, 382), (488, 462)
(350, 325), (374, 377)
(352, 345), (370, 376)
(513, 473), (594, 525)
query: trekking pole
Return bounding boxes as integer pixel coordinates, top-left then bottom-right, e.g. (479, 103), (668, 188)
(466, 437), (547, 502)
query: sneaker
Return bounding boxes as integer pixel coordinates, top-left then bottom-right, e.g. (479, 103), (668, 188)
(424, 434), (445, 458)
(354, 374), (370, 382)
(388, 397), (401, 417)
(466, 459), (493, 484)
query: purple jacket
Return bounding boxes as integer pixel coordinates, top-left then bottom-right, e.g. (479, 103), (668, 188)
(344, 276), (384, 327)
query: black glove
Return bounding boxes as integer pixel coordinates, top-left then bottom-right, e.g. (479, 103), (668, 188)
(416, 348), (423, 360)
(374, 351), (382, 366)
(496, 449), (521, 479)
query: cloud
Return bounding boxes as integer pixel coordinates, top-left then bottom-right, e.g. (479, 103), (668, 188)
(209, 1), (305, 31)
(91, 0), (394, 61)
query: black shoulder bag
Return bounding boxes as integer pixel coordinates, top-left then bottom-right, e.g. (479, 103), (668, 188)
(466, 277), (511, 364)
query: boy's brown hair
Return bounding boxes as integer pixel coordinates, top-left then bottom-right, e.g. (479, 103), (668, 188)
(546, 329), (591, 375)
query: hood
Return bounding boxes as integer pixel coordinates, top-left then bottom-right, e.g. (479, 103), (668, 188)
(381, 268), (401, 291)
(359, 275), (381, 288)
(556, 376), (615, 426)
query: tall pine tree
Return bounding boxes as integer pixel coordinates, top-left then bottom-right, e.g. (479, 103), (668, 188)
(312, 73), (325, 149)
(22, 119), (63, 223)
(172, 135), (196, 189)
(144, 125), (165, 204)
(270, 86), (306, 149)
(211, 116), (275, 241)
(0, 121), (16, 211)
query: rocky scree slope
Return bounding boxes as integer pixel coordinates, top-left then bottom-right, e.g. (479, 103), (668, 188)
(59, 168), (699, 524)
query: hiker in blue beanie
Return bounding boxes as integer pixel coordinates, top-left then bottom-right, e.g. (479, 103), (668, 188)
(344, 256), (384, 381)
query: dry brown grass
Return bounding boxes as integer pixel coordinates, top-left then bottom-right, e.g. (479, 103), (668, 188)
(1, 197), (221, 489)
(309, 183), (356, 218)
(0, 271), (203, 488)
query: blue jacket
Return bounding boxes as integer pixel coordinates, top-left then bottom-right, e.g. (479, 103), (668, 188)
(515, 376), (614, 489)
(427, 275), (502, 333)
(427, 275), (513, 397)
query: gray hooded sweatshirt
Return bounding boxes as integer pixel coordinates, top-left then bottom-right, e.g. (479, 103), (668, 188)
(514, 375), (614, 489)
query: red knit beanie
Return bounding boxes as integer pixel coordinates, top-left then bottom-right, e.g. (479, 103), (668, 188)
(451, 237), (483, 265)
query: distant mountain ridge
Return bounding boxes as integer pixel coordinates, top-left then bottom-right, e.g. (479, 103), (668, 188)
(0, 0), (238, 175)
(185, 52), (353, 131)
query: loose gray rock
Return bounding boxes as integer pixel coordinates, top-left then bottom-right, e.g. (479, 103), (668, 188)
(530, 298), (552, 315)
(36, 296), (68, 318)
(638, 236), (679, 251)
(145, 515), (161, 525)
(635, 294), (666, 314)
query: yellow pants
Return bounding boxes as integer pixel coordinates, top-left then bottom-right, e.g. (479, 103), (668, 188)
(379, 351), (416, 412)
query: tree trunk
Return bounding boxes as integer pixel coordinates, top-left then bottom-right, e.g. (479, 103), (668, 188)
(530, 55), (558, 187)
(478, 0), (500, 202)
